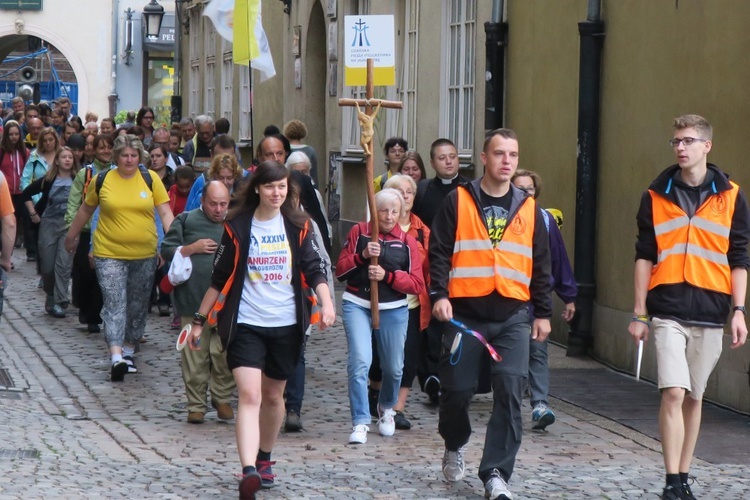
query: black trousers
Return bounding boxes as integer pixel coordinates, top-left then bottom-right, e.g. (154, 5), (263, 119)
(72, 231), (103, 325)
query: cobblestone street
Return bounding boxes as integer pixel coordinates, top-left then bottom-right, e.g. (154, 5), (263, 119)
(1, 256), (749, 499)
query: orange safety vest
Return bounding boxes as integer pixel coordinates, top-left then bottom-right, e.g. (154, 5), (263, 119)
(448, 187), (535, 301)
(649, 183), (738, 294)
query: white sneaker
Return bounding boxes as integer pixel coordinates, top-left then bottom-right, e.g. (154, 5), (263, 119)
(484, 469), (512, 499)
(377, 408), (396, 436)
(442, 444), (467, 482)
(348, 425), (369, 444)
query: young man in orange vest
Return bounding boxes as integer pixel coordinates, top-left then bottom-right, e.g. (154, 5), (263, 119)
(429, 128), (552, 500)
(629, 114), (750, 500)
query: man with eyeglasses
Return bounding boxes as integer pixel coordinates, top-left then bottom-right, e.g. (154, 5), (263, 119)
(183, 115), (216, 173)
(373, 137), (407, 193)
(629, 114), (750, 500)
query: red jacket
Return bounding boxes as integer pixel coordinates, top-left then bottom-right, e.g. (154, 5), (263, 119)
(168, 183), (189, 216)
(404, 213), (432, 331)
(0, 148), (30, 194)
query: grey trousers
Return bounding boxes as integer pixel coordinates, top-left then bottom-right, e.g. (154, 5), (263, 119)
(38, 216), (72, 305)
(95, 256), (157, 348)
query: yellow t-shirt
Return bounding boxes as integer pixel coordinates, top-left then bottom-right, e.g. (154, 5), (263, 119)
(85, 168), (169, 259)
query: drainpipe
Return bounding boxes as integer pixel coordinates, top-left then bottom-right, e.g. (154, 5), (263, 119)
(484, 0), (506, 132)
(109, 0), (120, 118)
(171, 0), (182, 124)
(568, 0), (605, 357)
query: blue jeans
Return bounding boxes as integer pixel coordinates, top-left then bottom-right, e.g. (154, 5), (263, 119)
(343, 300), (408, 426)
(528, 337), (549, 407)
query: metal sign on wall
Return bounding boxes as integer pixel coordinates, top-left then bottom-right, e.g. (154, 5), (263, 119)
(0, 0), (42, 10)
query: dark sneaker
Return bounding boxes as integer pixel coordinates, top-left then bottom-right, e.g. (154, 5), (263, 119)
(531, 404), (556, 431)
(255, 459), (276, 489)
(158, 304), (170, 317)
(123, 356), (138, 374)
(661, 484), (688, 500)
(368, 387), (380, 417)
(49, 305), (66, 318)
(394, 411), (411, 430)
(110, 361), (128, 382)
(424, 375), (441, 406)
(285, 411), (302, 432)
(88, 323), (101, 334)
(682, 480), (696, 499)
(239, 470), (262, 500)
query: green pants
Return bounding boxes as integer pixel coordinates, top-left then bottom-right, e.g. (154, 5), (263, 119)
(181, 316), (236, 413)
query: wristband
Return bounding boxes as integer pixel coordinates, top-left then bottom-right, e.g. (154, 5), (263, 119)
(193, 312), (207, 326)
(733, 306), (747, 316)
(631, 316), (650, 325)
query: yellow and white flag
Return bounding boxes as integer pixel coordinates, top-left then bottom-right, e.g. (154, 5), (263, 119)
(203, 0), (276, 82)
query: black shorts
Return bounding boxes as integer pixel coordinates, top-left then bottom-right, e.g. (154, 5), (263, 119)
(226, 323), (302, 380)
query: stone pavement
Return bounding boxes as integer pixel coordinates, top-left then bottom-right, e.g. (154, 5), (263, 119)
(1, 254), (750, 499)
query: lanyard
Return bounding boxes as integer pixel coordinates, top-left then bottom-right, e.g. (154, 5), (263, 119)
(449, 318), (503, 362)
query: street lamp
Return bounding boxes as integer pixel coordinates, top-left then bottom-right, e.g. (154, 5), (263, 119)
(143, 0), (165, 40)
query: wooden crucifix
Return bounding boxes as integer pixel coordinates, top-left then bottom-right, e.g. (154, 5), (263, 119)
(338, 59), (402, 329)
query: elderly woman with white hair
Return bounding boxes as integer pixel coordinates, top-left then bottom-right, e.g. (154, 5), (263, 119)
(336, 188), (425, 445)
(286, 151), (331, 242)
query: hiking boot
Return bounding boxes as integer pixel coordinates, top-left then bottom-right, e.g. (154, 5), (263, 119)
(484, 468), (513, 499)
(424, 375), (441, 405)
(285, 411), (302, 432)
(255, 459), (276, 488)
(212, 400), (234, 420)
(531, 403), (556, 431)
(187, 412), (204, 424)
(348, 424), (369, 444)
(661, 484), (689, 500)
(394, 411), (411, 430)
(442, 445), (467, 482)
(377, 407), (396, 436)
(110, 360), (128, 382)
(123, 356), (138, 374)
(239, 470), (262, 500)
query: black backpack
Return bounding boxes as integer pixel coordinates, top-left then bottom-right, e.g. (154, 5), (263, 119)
(95, 165), (153, 195)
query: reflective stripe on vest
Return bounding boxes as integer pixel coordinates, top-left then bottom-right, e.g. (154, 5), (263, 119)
(649, 183), (738, 294)
(448, 187), (535, 301)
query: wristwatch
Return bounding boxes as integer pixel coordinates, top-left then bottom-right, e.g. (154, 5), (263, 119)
(733, 306), (747, 316)
(192, 312), (207, 325)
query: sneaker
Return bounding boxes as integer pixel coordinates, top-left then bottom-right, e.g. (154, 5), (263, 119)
(170, 316), (180, 329)
(255, 459), (276, 489)
(442, 445), (467, 482)
(661, 484), (688, 500)
(158, 304), (170, 317)
(238, 470), (262, 500)
(285, 410), (302, 432)
(212, 400), (234, 420)
(348, 424), (369, 444)
(110, 360), (128, 382)
(123, 356), (138, 374)
(682, 479), (696, 499)
(424, 375), (441, 405)
(87, 323), (101, 334)
(394, 410), (411, 430)
(48, 305), (66, 318)
(368, 387), (380, 417)
(531, 404), (556, 431)
(378, 407), (396, 436)
(484, 469), (513, 499)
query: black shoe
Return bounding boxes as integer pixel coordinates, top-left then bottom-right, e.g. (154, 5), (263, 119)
(661, 484), (688, 500)
(682, 481), (696, 499)
(45, 295), (54, 313)
(88, 323), (101, 333)
(394, 411), (411, 430)
(368, 388), (380, 418)
(158, 304), (170, 317)
(285, 411), (302, 432)
(48, 305), (66, 318)
(123, 355), (138, 374)
(424, 375), (441, 406)
(27, 255), (36, 262)
(110, 361), (128, 382)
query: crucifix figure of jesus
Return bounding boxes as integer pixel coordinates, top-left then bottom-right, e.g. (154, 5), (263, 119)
(338, 59), (402, 327)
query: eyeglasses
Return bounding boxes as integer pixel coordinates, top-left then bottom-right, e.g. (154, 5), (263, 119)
(143, 115), (154, 120)
(668, 137), (708, 147)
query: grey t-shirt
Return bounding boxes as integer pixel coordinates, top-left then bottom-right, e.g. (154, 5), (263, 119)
(43, 177), (73, 219)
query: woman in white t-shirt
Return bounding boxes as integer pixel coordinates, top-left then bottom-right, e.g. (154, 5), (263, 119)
(188, 161), (335, 499)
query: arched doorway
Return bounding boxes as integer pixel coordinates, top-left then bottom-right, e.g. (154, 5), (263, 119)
(0, 29), (86, 114)
(304, 1), (327, 188)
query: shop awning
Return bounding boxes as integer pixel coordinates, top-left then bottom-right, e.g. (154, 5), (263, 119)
(142, 12), (175, 52)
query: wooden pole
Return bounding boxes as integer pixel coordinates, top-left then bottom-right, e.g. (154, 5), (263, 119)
(363, 59), (380, 329)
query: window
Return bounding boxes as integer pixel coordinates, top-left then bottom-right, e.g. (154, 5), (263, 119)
(441, 0), (475, 155)
(204, 20), (217, 118)
(188, 7), (202, 118)
(398, 0), (419, 148)
(220, 39), (233, 122)
(238, 65), (251, 142)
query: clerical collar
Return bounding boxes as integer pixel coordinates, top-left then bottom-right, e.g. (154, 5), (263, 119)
(439, 173), (459, 184)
